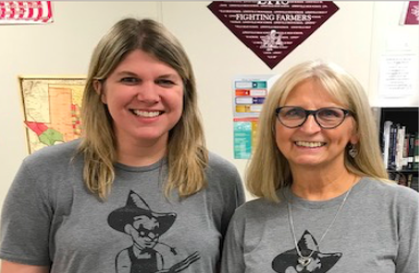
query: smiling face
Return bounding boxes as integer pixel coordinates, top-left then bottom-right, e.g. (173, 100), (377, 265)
(275, 78), (358, 172)
(97, 49), (184, 149)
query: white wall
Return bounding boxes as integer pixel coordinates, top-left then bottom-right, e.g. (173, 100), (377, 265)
(0, 2), (417, 210)
(368, 1), (419, 107)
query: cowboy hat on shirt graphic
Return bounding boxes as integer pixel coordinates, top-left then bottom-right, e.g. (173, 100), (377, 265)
(108, 190), (200, 273)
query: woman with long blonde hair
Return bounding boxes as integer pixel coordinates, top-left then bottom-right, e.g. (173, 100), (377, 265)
(221, 60), (418, 273)
(1, 18), (244, 273)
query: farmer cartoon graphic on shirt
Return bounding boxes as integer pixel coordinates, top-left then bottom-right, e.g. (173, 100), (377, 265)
(108, 190), (200, 273)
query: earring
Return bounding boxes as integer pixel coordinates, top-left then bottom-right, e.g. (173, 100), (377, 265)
(348, 144), (358, 158)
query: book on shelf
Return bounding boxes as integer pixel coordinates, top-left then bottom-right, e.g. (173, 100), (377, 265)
(390, 124), (398, 170)
(392, 173), (418, 192)
(407, 133), (415, 170)
(395, 125), (405, 171)
(407, 174), (418, 192)
(414, 132), (419, 170)
(382, 120), (392, 169)
(378, 108), (418, 192)
(382, 120), (418, 172)
(402, 133), (409, 169)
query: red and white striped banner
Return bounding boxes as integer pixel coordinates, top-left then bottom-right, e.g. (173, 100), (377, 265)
(0, 1), (53, 24)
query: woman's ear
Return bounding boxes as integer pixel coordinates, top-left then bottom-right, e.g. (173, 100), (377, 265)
(350, 120), (359, 145)
(93, 80), (107, 104)
(349, 134), (359, 145)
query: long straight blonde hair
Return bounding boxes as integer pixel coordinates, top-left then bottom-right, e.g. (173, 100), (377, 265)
(78, 18), (208, 200)
(246, 60), (388, 202)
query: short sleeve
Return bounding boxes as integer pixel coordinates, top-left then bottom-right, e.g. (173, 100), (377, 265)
(220, 166), (245, 238)
(395, 187), (419, 273)
(0, 159), (52, 266)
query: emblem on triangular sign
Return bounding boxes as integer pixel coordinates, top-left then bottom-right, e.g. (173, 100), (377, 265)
(208, 1), (339, 69)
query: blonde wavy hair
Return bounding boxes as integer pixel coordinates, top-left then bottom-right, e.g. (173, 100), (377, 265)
(246, 60), (388, 202)
(78, 18), (208, 200)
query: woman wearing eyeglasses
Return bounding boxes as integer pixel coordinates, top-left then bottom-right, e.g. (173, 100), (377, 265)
(221, 60), (418, 273)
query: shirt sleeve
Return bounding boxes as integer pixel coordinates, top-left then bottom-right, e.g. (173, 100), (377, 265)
(220, 210), (246, 273)
(0, 159), (52, 266)
(396, 187), (419, 273)
(220, 168), (245, 238)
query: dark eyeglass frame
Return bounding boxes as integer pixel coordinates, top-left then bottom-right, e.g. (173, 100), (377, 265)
(275, 106), (353, 129)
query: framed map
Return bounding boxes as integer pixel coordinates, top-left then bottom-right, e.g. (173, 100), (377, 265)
(19, 76), (86, 154)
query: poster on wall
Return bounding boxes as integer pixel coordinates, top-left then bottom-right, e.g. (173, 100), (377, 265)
(401, 1), (419, 25)
(234, 117), (258, 159)
(0, 1), (53, 24)
(19, 77), (85, 154)
(208, 1), (339, 69)
(378, 54), (418, 99)
(233, 75), (279, 159)
(234, 77), (268, 118)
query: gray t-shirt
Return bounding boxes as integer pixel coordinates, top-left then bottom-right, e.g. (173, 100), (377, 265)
(221, 178), (419, 273)
(0, 140), (245, 273)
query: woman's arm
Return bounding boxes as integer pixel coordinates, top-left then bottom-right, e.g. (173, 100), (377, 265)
(0, 160), (53, 270)
(395, 188), (419, 273)
(220, 211), (245, 273)
(1, 261), (49, 273)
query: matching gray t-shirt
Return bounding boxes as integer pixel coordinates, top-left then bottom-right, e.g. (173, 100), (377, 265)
(221, 178), (419, 273)
(0, 140), (245, 273)
(2, 140), (418, 273)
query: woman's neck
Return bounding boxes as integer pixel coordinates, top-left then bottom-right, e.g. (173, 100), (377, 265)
(116, 136), (168, 167)
(290, 167), (359, 201)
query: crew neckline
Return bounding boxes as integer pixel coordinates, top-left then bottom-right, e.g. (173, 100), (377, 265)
(281, 177), (366, 210)
(114, 157), (167, 173)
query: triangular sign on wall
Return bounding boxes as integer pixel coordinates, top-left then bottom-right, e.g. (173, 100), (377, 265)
(208, 1), (339, 69)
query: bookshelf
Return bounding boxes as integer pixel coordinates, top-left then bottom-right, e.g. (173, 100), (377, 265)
(373, 107), (419, 191)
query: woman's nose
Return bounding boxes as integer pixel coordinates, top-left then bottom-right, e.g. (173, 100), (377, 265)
(136, 82), (160, 103)
(299, 114), (322, 132)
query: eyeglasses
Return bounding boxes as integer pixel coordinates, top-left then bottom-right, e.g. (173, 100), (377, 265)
(275, 106), (353, 129)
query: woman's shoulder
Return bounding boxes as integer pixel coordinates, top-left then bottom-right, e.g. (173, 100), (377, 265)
(11, 140), (82, 202)
(361, 177), (419, 203)
(233, 197), (280, 220)
(205, 151), (244, 198)
(22, 139), (81, 169)
(207, 151), (239, 175)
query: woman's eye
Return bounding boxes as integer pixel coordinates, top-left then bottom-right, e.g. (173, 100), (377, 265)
(285, 108), (303, 117)
(156, 79), (175, 86)
(286, 110), (298, 116)
(320, 109), (340, 117)
(120, 77), (139, 84)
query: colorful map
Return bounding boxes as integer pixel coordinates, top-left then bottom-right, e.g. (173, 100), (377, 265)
(20, 78), (85, 154)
